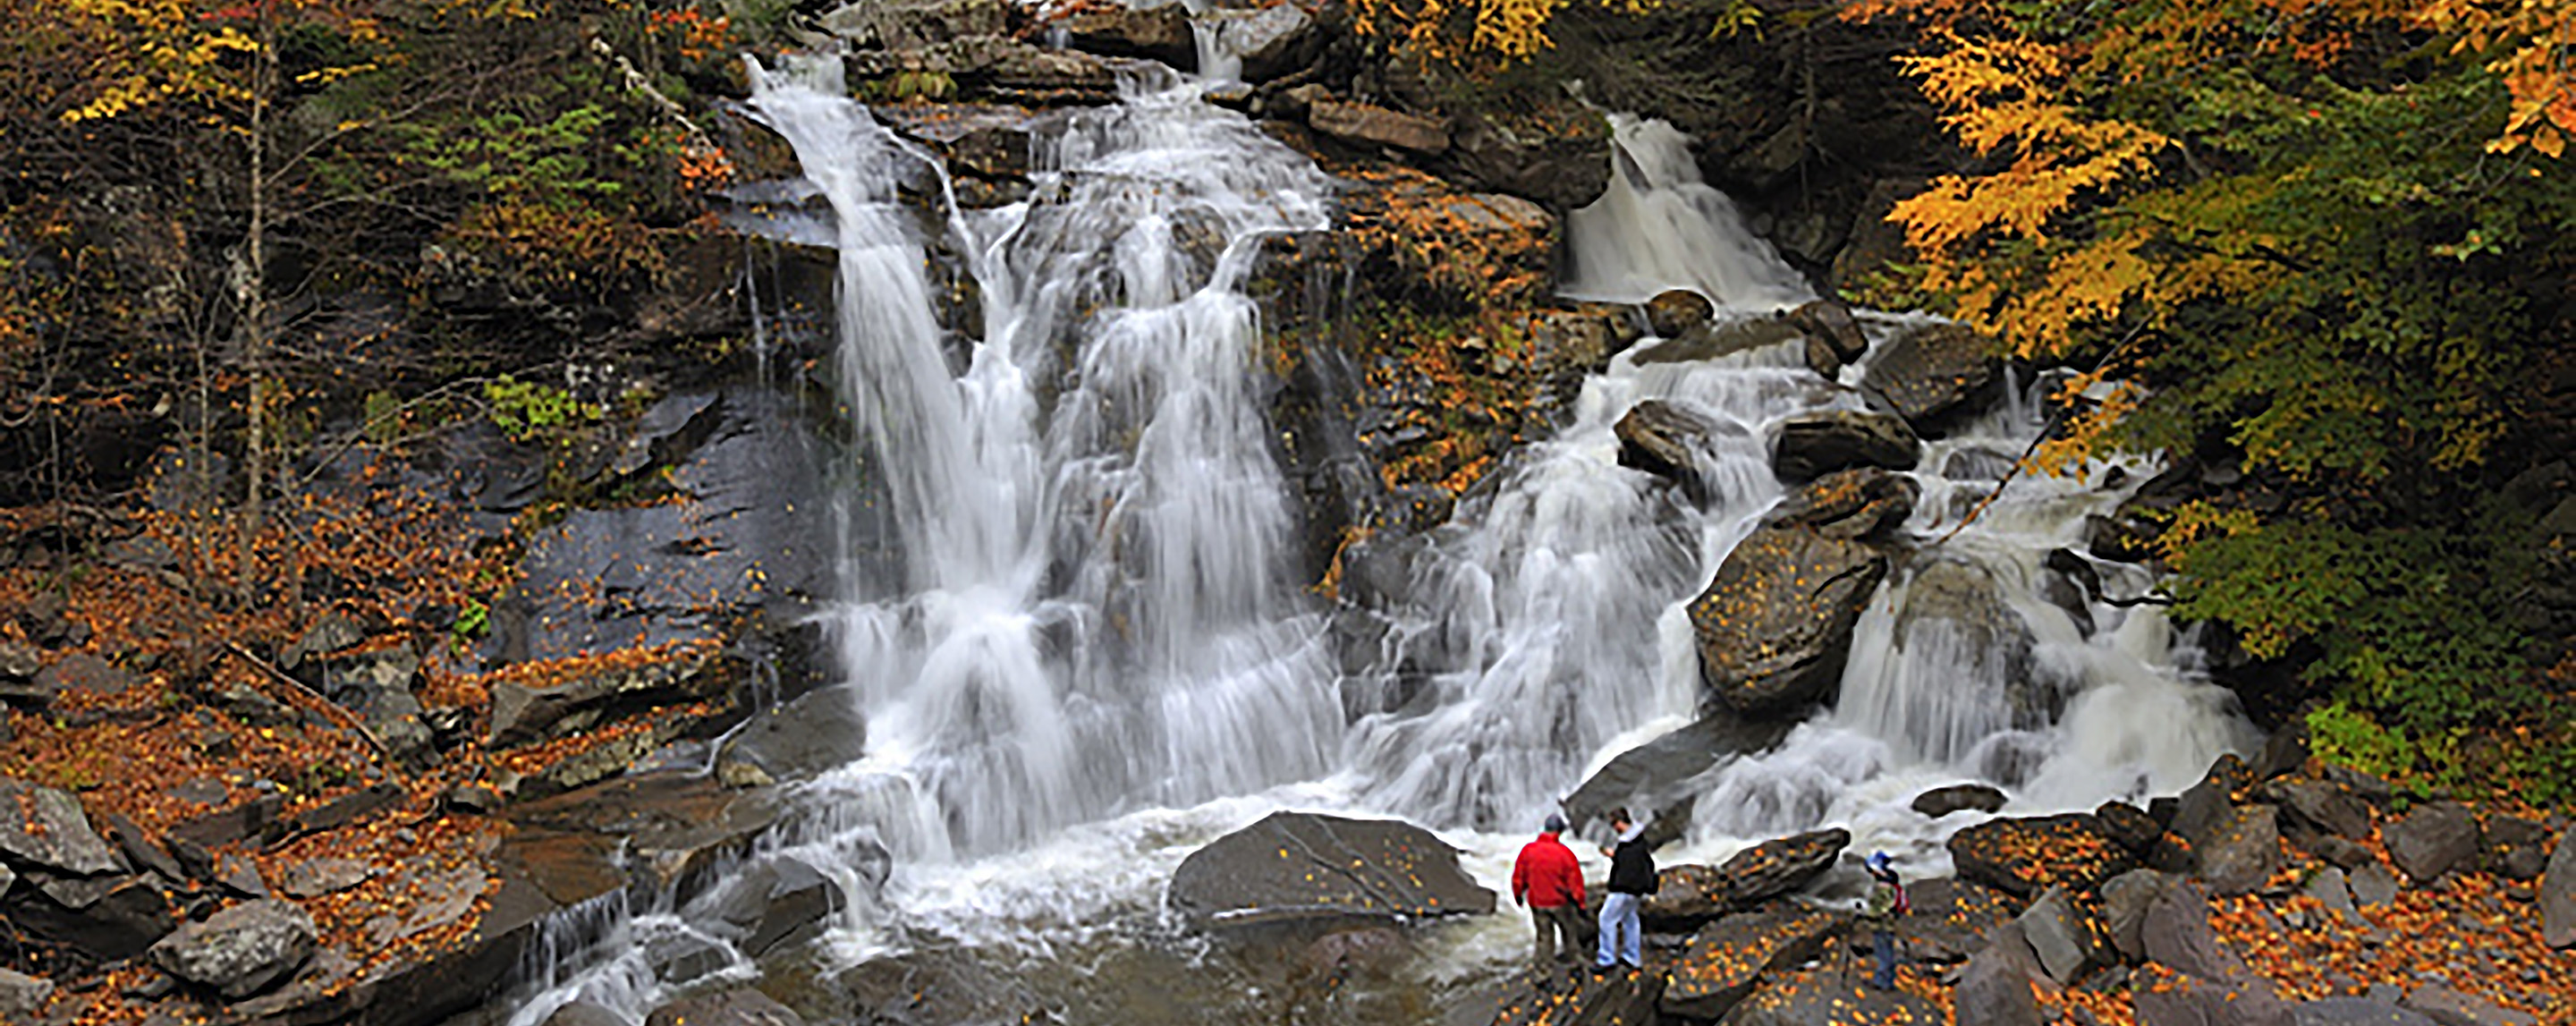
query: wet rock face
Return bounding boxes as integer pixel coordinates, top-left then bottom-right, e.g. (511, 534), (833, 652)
(1688, 525), (1889, 716)
(486, 647), (737, 747)
(1767, 467), (1919, 541)
(1658, 908), (1839, 1020)
(1771, 409), (1919, 481)
(1860, 320), (2004, 436)
(149, 898), (318, 1001)
(716, 685), (869, 788)
(1166, 811), (1495, 928)
(1614, 400), (1742, 502)
(1913, 783), (2007, 819)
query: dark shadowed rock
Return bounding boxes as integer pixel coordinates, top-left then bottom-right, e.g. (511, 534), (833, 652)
(1860, 320), (2004, 435)
(1772, 409), (1919, 481)
(2291, 997), (2436, 1026)
(1689, 525), (1889, 715)
(1167, 812), (1495, 927)
(2097, 801), (2165, 852)
(1948, 815), (2137, 897)
(2132, 962), (2292, 1026)
(100, 811), (184, 883)
(2101, 869), (2182, 962)
(708, 857), (847, 958)
(1719, 964), (1943, 1026)
(1052, 0), (1194, 68)
(2017, 886), (2113, 984)
(1954, 920), (2046, 1026)
(1563, 710), (1794, 844)
(1716, 827), (1849, 906)
(645, 988), (806, 1026)
(2197, 804), (2283, 896)
(1657, 908), (1837, 1019)
(0, 776), (122, 875)
(150, 898), (317, 1000)
(2480, 815), (2550, 881)
(6, 869), (176, 962)
(2383, 801), (2478, 883)
(1913, 784), (2006, 819)
(487, 647), (736, 746)
(2543, 826), (2575, 947)
(1614, 400), (1744, 502)
(1789, 300), (1869, 363)
(2267, 778), (2375, 841)
(2349, 861), (2400, 908)
(1644, 289), (1713, 339)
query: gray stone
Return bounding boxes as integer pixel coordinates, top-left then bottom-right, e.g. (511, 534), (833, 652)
(1050, 0), (1195, 68)
(716, 686), (869, 788)
(1913, 783), (2007, 819)
(0, 640), (39, 679)
(2384, 801), (2479, 883)
(2292, 997), (2437, 1026)
(1953, 921), (2046, 1026)
(102, 811), (185, 884)
(1645, 289), (1713, 339)
(1772, 409), (1919, 481)
(2545, 824), (2576, 947)
(0, 967), (52, 1019)
(35, 651), (133, 698)
(2481, 815), (2550, 881)
(0, 776), (123, 875)
(1562, 710), (1794, 845)
(2140, 882), (2250, 982)
(2271, 778), (2376, 840)
(1308, 99), (1449, 154)
(4, 870), (176, 961)
(2350, 860), (2400, 907)
(2198, 803), (2284, 896)
(1789, 299), (1870, 363)
(1198, 1), (1319, 82)
(1768, 467), (1920, 542)
(278, 858), (374, 899)
(217, 852), (271, 897)
(645, 988), (806, 1026)
(2302, 867), (2355, 913)
(2397, 985), (2538, 1026)
(819, 0), (1009, 49)
(2018, 886), (2113, 984)
(150, 898), (317, 1000)
(2102, 869), (2181, 962)
(1166, 811), (1495, 927)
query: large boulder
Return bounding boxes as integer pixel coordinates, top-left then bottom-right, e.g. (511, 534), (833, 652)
(1771, 410), (1919, 481)
(2543, 826), (2576, 948)
(2266, 778), (2375, 841)
(2138, 882), (2250, 983)
(1688, 525), (1889, 715)
(818, 0), (1013, 49)
(2100, 869), (2182, 962)
(1948, 814), (2138, 897)
(1048, 0), (1194, 69)
(1714, 827), (1848, 906)
(1166, 812), (1494, 927)
(0, 776), (122, 875)
(1789, 300), (1871, 365)
(1657, 908), (1838, 1020)
(2382, 801), (2478, 884)
(1198, 1), (1321, 83)
(1442, 107), (1614, 211)
(1562, 710), (1795, 843)
(1860, 320), (2004, 435)
(150, 898), (318, 1001)
(1309, 100), (1450, 155)
(1492, 962), (1663, 1026)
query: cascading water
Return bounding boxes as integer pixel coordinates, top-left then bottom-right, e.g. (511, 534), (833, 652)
(507, 64), (2259, 1022)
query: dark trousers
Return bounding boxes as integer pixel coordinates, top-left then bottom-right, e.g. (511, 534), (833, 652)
(1871, 928), (1896, 988)
(1530, 903), (1582, 966)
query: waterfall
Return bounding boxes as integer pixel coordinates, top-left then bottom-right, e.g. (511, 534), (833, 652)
(1560, 115), (1816, 309)
(746, 55), (1341, 859)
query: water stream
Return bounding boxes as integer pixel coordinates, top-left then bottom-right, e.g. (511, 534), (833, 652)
(506, 50), (2256, 1026)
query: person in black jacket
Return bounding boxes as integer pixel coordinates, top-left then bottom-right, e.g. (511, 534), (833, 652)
(1594, 808), (1655, 971)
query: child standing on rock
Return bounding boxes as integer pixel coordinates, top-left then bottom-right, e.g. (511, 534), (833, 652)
(1861, 851), (1908, 990)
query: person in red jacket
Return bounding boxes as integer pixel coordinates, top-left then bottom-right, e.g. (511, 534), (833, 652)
(1511, 813), (1587, 971)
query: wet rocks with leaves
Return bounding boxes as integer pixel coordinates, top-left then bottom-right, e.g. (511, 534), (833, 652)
(148, 898), (318, 1001)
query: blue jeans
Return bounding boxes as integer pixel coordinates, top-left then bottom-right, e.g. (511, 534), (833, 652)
(1872, 928), (1895, 988)
(1596, 892), (1643, 968)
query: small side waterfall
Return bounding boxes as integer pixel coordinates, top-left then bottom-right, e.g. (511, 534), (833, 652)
(1561, 115), (1816, 309)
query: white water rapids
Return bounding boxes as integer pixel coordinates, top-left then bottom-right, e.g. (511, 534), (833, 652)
(506, 55), (2257, 1025)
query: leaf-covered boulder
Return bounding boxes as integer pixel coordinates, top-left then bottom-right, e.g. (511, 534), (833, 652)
(1859, 320), (2003, 436)
(1768, 467), (1919, 541)
(1948, 814), (2138, 898)
(2195, 804), (2283, 896)
(1657, 908), (1839, 1020)
(1166, 812), (1493, 928)
(1689, 525), (1889, 715)
(1715, 827), (1849, 906)
(0, 776), (123, 875)
(1717, 964), (1944, 1026)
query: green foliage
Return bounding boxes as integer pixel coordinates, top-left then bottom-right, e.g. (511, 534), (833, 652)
(410, 105), (626, 208)
(2305, 701), (2422, 783)
(483, 375), (602, 442)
